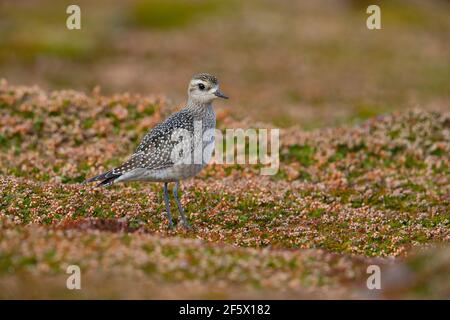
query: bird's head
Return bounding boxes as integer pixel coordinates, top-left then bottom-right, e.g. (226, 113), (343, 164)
(188, 73), (229, 105)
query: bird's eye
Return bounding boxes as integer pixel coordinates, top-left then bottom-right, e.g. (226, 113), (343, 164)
(198, 83), (205, 90)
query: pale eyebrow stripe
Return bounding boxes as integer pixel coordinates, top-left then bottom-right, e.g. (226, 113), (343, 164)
(191, 80), (207, 86)
(191, 80), (217, 91)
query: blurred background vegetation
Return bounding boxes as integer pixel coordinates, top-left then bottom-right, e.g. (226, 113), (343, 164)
(0, 0), (449, 127)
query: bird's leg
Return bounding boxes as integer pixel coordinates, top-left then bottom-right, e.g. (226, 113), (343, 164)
(163, 182), (174, 229)
(173, 181), (190, 229)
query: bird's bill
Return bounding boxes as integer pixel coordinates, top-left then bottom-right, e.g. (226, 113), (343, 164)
(214, 90), (229, 99)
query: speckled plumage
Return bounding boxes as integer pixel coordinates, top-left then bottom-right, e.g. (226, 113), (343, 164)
(192, 73), (218, 85)
(85, 73), (228, 229)
(87, 103), (216, 185)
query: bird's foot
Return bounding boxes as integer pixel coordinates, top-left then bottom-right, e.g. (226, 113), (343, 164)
(182, 222), (192, 230)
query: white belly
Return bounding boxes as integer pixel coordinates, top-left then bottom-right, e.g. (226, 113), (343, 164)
(203, 139), (214, 165)
(116, 140), (215, 183)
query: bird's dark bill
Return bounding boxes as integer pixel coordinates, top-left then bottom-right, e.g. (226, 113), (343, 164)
(214, 90), (229, 99)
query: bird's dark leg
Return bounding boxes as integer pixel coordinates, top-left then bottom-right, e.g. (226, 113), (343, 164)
(163, 182), (174, 229)
(173, 181), (190, 229)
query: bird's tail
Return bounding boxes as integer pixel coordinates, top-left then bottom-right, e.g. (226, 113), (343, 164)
(84, 170), (122, 187)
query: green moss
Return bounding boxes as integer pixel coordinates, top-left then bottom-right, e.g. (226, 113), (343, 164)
(297, 170), (312, 182)
(284, 144), (316, 167)
(9, 167), (26, 178)
(0, 134), (7, 148)
(92, 207), (115, 219)
(61, 174), (86, 184)
(0, 254), (14, 273)
(20, 110), (35, 119)
(329, 142), (367, 163)
(128, 0), (228, 29)
(420, 215), (450, 229)
(350, 197), (364, 208)
(0, 194), (14, 211)
(405, 155), (426, 169)
(19, 256), (38, 268)
(142, 262), (157, 274)
(308, 208), (325, 219)
(162, 246), (179, 258)
(82, 118), (95, 129)
(238, 214), (249, 224)
(355, 103), (383, 120)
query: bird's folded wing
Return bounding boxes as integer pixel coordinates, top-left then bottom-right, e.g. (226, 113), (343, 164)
(114, 109), (195, 172)
(110, 148), (170, 175)
(135, 109), (194, 153)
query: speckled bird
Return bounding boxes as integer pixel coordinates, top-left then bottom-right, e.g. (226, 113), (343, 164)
(85, 73), (228, 229)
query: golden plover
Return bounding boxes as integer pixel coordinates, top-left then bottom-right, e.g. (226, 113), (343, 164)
(85, 73), (228, 229)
